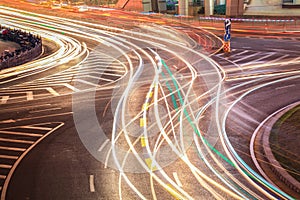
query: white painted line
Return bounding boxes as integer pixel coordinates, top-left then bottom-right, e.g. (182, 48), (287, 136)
(46, 87), (60, 96)
(78, 75), (114, 83)
(98, 139), (109, 152)
(26, 91), (33, 101)
(173, 172), (183, 187)
(0, 138), (34, 144)
(289, 56), (300, 63)
(233, 52), (261, 63)
(0, 164), (12, 169)
(63, 83), (80, 92)
(0, 130), (43, 137)
(269, 55), (289, 63)
(240, 61), (264, 67)
(0, 175), (6, 179)
(75, 79), (101, 87)
(1, 96), (9, 104)
(0, 119), (16, 124)
(234, 50), (249, 56)
(0, 146), (26, 152)
(89, 175), (95, 192)
(19, 126), (52, 131)
(241, 52), (276, 66)
(276, 84), (295, 90)
(0, 155), (18, 160)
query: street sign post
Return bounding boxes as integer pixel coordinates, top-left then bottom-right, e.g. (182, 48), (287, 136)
(223, 18), (231, 53)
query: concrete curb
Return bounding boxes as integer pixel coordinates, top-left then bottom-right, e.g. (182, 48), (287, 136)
(259, 102), (300, 194)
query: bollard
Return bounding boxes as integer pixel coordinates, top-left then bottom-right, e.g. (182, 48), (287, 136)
(223, 18), (231, 53)
(223, 41), (230, 53)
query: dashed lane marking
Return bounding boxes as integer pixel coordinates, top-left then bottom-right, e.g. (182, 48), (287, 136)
(26, 91), (33, 101)
(89, 175), (95, 192)
(1, 96), (9, 104)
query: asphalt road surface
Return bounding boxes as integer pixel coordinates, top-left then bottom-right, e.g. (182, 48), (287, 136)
(0, 3), (299, 200)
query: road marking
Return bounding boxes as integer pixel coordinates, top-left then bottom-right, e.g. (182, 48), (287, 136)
(268, 55), (289, 63)
(0, 155), (18, 160)
(232, 52), (261, 63)
(63, 83), (80, 92)
(0, 130), (43, 137)
(89, 175), (95, 192)
(0, 175), (6, 180)
(0, 119), (16, 124)
(140, 118), (145, 127)
(0, 138), (34, 144)
(46, 87), (60, 96)
(165, 184), (184, 199)
(26, 91), (33, 101)
(0, 146), (26, 152)
(97, 139), (109, 152)
(1, 96), (9, 104)
(145, 158), (157, 171)
(173, 172), (183, 187)
(147, 92), (153, 98)
(0, 164), (11, 169)
(19, 126), (52, 131)
(276, 84), (295, 90)
(240, 52), (276, 66)
(142, 103), (149, 111)
(234, 50), (249, 56)
(141, 137), (147, 147)
(75, 79), (101, 87)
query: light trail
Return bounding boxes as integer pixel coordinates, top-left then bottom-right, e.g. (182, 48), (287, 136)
(0, 5), (298, 200)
